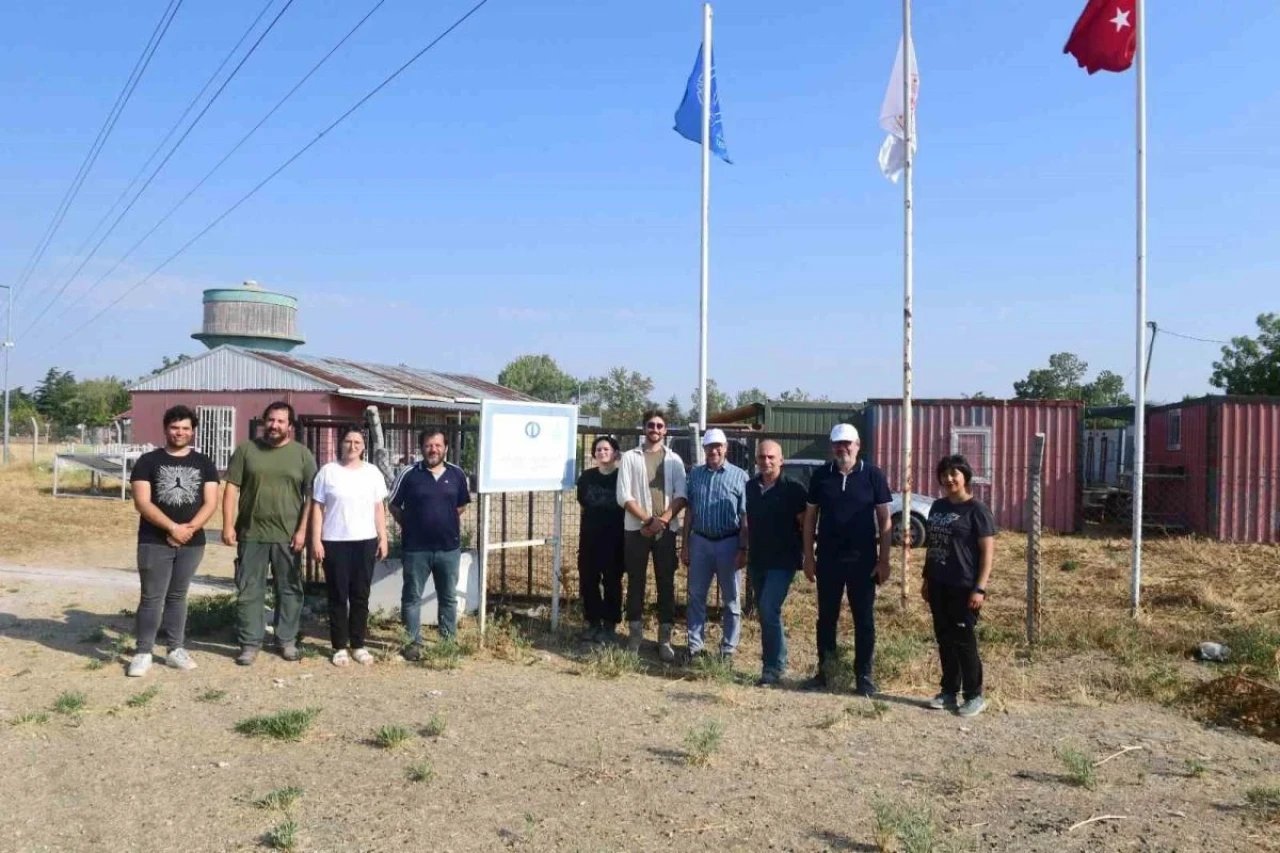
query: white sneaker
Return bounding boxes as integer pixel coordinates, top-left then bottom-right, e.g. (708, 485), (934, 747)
(331, 649), (351, 667)
(351, 648), (374, 665)
(127, 653), (153, 677)
(165, 648), (197, 671)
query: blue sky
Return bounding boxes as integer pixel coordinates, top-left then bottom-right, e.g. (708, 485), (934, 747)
(2, 0), (1277, 405)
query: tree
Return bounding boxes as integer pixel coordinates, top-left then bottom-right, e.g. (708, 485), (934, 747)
(4, 388), (38, 435)
(1081, 369), (1132, 407)
(1210, 313), (1280, 395)
(497, 354), (580, 403)
(586, 367), (657, 428)
(1013, 352), (1089, 400)
(689, 379), (731, 421)
(961, 391), (991, 400)
(71, 377), (131, 427)
(663, 394), (685, 424)
(734, 387), (769, 408)
(148, 354), (191, 377)
(33, 368), (78, 424)
(777, 387), (820, 402)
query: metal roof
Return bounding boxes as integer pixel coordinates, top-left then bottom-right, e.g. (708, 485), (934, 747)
(131, 345), (535, 404)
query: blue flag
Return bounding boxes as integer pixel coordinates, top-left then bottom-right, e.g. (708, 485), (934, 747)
(673, 44), (731, 164)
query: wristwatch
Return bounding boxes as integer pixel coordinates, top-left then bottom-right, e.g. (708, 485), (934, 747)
(973, 587), (986, 596)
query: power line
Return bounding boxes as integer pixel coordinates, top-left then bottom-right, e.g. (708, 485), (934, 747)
(19, 0), (277, 316)
(1156, 326), (1230, 346)
(42, 0), (495, 353)
(26, 0), (390, 338)
(8, 0), (182, 301)
(18, 0), (296, 342)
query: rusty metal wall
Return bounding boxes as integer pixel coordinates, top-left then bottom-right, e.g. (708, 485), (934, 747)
(1216, 400), (1280, 543)
(1144, 403), (1211, 533)
(865, 399), (1081, 533)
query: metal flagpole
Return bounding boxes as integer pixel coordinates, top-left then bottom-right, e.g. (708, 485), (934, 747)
(697, 1), (712, 432)
(1130, 0), (1147, 617)
(899, 0), (914, 604)
(2, 282), (12, 464)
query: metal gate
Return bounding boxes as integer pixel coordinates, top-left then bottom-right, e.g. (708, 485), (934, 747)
(196, 405), (236, 470)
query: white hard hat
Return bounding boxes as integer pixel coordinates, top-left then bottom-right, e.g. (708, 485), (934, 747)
(701, 428), (728, 446)
(829, 423), (860, 443)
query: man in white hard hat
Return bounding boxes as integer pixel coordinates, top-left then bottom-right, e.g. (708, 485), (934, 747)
(801, 423), (893, 694)
(680, 428), (749, 661)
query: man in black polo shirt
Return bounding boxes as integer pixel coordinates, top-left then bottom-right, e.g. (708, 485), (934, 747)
(744, 439), (808, 686)
(802, 423), (892, 694)
(389, 429), (471, 659)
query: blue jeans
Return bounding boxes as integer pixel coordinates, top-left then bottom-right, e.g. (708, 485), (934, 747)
(749, 566), (796, 676)
(686, 534), (743, 655)
(401, 549), (462, 643)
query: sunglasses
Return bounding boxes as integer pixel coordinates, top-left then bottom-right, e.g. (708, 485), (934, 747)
(645, 421), (666, 429)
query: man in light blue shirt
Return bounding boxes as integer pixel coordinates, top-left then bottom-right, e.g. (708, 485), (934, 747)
(680, 428), (749, 660)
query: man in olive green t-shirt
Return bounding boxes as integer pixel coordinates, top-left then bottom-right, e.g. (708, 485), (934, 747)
(221, 402), (318, 665)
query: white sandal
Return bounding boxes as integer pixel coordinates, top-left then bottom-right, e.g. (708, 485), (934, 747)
(331, 649), (351, 666)
(351, 648), (374, 665)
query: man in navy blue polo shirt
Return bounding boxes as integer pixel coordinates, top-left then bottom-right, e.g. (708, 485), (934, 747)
(801, 423), (893, 694)
(389, 429), (471, 660)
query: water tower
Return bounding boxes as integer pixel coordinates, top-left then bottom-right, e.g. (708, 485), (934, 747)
(192, 280), (305, 352)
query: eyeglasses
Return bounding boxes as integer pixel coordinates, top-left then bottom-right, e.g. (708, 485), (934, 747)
(645, 421), (666, 429)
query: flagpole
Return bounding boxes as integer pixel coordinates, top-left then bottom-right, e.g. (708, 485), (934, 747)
(900, 0), (914, 605)
(697, 1), (712, 434)
(1130, 0), (1147, 616)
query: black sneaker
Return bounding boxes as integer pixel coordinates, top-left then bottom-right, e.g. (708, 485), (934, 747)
(801, 672), (828, 691)
(400, 643), (422, 662)
(757, 671), (782, 687)
(579, 626), (599, 644)
(855, 677), (878, 697)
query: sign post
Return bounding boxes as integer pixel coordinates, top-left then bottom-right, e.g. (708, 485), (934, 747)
(476, 400), (578, 641)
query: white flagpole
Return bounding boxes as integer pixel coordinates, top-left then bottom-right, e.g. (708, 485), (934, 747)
(698, 2), (712, 434)
(900, 0), (914, 605)
(1130, 0), (1147, 616)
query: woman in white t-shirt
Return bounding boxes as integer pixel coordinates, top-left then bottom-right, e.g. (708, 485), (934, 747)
(310, 427), (389, 666)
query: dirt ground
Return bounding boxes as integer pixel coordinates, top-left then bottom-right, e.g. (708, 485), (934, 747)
(2, 461), (1279, 851)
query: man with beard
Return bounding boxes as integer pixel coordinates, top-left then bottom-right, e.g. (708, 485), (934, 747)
(389, 429), (471, 660)
(222, 401), (318, 665)
(801, 423), (892, 694)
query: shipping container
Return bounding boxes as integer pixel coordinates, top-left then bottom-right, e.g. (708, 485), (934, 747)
(1146, 396), (1280, 543)
(708, 400), (865, 461)
(864, 399), (1082, 533)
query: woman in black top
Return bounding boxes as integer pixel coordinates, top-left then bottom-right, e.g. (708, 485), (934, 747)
(921, 454), (996, 718)
(576, 436), (625, 643)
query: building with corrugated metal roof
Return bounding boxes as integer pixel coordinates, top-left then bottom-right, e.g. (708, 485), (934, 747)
(128, 345), (535, 468)
(1145, 395), (1280, 543)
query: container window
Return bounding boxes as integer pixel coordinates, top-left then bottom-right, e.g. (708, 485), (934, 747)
(1166, 409), (1182, 451)
(949, 427), (993, 485)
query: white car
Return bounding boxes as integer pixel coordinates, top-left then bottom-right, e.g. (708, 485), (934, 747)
(780, 459), (935, 548)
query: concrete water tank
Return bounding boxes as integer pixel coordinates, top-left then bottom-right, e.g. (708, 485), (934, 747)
(191, 280), (305, 352)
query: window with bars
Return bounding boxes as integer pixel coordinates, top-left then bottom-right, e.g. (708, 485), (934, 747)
(196, 406), (236, 470)
(1166, 409), (1182, 451)
(950, 427), (993, 485)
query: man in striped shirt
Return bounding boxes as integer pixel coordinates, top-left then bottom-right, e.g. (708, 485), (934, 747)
(680, 428), (749, 660)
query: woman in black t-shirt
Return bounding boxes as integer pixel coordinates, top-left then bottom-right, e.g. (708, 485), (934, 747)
(921, 454), (997, 718)
(576, 436), (625, 643)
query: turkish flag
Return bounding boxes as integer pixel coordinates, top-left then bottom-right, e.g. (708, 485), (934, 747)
(1063, 0), (1137, 74)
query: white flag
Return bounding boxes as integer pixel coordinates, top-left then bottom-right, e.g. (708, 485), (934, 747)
(878, 36), (919, 183)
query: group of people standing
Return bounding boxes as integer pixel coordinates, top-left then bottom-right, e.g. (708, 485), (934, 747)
(577, 409), (996, 716)
(124, 401), (996, 716)
(126, 402), (469, 677)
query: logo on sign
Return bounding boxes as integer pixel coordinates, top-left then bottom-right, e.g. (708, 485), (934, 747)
(524, 421), (541, 439)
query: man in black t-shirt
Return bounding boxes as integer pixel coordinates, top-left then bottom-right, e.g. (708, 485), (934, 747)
(126, 405), (220, 678)
(801, 424), (893, 694)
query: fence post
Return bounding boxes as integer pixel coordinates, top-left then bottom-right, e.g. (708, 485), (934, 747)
(1026, 432), (1046, 646)
(551, 490), (563, 630)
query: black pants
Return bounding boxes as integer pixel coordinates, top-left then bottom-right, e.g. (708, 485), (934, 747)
(322, 539), (378, 650)
(928, 582), (983, 700)
(580, 531), (624, 627)
(624, 529), (678, 624)
(816, 558), (878, 677)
